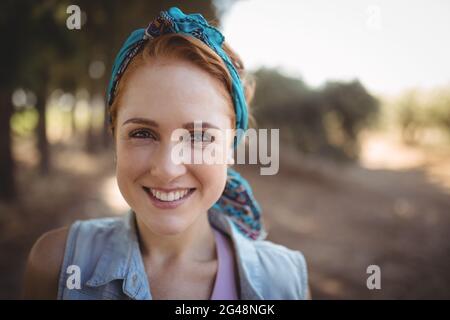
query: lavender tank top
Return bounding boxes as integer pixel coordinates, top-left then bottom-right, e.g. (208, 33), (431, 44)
(210, 227), (239, 300)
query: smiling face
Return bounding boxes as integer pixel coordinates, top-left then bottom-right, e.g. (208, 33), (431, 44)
(115, 57), (235, 236)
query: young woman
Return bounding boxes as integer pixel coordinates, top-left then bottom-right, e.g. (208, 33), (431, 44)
(23, 7), (309, 300)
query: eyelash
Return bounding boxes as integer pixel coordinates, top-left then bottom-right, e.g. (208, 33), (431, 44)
(129, 129), (215, 144)
(129, 129), (156, 140)
(191, 131), (215, 144)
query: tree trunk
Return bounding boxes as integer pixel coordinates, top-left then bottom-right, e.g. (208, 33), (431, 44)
(0, 88), (16, 202)
(70, 100), (77, 138)
(35, 89), (50, 175)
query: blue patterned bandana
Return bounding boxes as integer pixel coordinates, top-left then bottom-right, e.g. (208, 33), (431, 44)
(107, 7), (248, 146)
(106, 7), (265, 240)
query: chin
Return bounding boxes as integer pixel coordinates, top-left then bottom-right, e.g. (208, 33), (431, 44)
(137, 210), (194, 236)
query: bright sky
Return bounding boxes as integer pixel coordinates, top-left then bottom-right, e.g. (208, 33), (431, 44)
(221, 0), (450, 95)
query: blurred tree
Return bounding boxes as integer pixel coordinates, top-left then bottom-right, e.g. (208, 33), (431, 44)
(252, 68), (309, 111)
(395, 87), (450, 145)
(17, 0), (79, 174)
(397, 90), (420, 144)
(252, 68), (379, 160)
(0, 0), (34, 200)
(429, 89), (450, 133)
(322, 80), (379, 158)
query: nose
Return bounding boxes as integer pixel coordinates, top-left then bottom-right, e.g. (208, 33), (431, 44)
(149, 141), (187, 184)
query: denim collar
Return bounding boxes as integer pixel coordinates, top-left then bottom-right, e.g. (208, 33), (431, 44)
(84, 210), (151, 299)
(84, 209), (263, 300)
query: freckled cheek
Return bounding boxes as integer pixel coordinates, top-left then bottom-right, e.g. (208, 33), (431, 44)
(116, 143), (155, 183)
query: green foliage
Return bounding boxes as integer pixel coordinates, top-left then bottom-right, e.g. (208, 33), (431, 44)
(11, 108), (38, 137)
(394, 88), (450, 144)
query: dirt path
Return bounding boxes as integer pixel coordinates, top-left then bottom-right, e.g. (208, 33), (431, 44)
(238, 138), (450, 299)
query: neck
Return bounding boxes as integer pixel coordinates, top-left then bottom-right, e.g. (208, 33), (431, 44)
(135, 211), (216, 264)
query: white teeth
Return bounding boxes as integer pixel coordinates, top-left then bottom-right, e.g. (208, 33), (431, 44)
(149, 188), (191, 202)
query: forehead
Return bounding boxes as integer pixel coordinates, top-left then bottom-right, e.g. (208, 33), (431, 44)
(117, 58), (234, 129)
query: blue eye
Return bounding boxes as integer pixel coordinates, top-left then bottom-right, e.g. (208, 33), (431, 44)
(191, 131), (215, 144)
(129, 129), (156, 139)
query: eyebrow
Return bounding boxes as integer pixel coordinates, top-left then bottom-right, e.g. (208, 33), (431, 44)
(121, 117), (220, 130)
(122, 117), (159, 127)
(182, 122), (220, 130)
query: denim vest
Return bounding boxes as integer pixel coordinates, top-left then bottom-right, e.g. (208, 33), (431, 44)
(57, 209), (308, 300)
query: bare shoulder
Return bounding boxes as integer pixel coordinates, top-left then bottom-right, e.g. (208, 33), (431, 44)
(22, 227), (69, 299)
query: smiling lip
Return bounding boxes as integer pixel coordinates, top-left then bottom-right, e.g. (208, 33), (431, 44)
(142, 187), (196, 209)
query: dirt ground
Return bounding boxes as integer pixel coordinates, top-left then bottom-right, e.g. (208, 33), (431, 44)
(1, 133), (449, 299)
